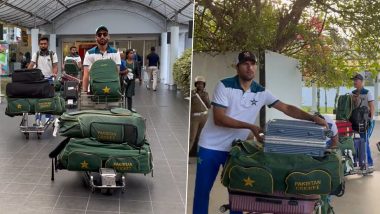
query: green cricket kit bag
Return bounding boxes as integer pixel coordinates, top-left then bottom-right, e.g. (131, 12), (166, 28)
(57, 137), (152, 174)
(5, 95), (66, 117)
(221, 140), (345, 196)
(90, 59), (121, 102)
(58, 108), (146, 147)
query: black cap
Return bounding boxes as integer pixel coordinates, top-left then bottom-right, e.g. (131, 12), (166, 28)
(351, 73), (364, 81)
(237, 51), (257, 65)
(96, 25), (108, 34)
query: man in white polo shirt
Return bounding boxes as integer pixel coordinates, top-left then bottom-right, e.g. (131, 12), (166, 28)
(192, 51), (328, 214)
(28, 36), (58, 125)
(82, 26), (121, 92)
(64, 46), (82, 70)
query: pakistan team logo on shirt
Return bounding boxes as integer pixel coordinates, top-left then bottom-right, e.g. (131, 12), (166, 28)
(250, 99), (258, 106)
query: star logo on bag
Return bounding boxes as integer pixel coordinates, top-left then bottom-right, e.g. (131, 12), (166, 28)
(102, 86), (111, 94)
(251, 99), (258, 106)
(80, 160), (89, 169)
(16, 104), (22, 109)
(243, 176), (255, 187)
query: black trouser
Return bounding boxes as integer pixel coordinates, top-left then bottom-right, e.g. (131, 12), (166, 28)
(127, 97), (132, 111)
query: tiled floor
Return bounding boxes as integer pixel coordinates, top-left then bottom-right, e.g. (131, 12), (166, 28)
(187, 120), (380, 214)
(0, 82), (189, 214)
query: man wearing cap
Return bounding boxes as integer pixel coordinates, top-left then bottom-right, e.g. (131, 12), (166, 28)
(189, 76), (211, 157)
(192, 51), (328, 214)
(351, 73), (375, 172)
(82, 26), (121, 92)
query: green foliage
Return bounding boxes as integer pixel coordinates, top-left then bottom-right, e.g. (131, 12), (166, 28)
(195, 0), (380, 88)
(173, 49), (192, 97)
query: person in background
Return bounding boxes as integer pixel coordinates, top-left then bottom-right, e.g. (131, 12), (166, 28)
(27, 37), (58, 125)
(351, 73), (375, 172)
(146, 47), (160, 91)
(119, 52), (127, 94)
(189, 76), (211, 157)
(124, 49), (140, 112)
(63, 46), (82, 70)
(133, 49), (143, 84)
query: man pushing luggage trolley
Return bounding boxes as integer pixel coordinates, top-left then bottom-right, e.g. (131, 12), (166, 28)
(192, 51), (328, 214)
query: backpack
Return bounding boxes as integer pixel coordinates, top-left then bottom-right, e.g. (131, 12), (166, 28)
(335, 94), (353, 120)
(64, 59), (80, 76)
(349, 96), (369, 133)
(35, 50), (54, 68)
(89, 59), (121, 102)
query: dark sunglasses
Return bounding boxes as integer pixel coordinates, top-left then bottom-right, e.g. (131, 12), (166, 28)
(97, 32), (108, 37)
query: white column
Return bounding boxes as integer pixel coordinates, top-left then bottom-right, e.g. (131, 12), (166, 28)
(31, 29), (39, 55)
(178, 33), (185, 57)
(49, 34), (56, 53)
(169, 25), (179, 89)
(311, 83), (317, 112)
(160, 32), (168, 84)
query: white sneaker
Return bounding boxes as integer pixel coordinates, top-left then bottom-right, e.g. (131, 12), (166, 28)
(368, 166), (375, 173)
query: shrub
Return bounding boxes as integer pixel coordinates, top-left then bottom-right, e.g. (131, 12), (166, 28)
(173, 48), (192, 97)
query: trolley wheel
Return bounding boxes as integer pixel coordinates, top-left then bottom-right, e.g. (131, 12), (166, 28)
(24, 133), (29, 140)
(219, 205), (229, 213)
(37, 133), (42, 139)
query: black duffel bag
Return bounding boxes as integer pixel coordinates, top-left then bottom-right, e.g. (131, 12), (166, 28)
(12, 69), (44, 82)
(6, 79), (54, 98)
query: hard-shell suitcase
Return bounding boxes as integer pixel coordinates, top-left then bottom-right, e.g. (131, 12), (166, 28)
(12, 69), (44, 82)
(63, 81), (79, 100)
(336, 120), (353, 137)
(226, 191), (320, 214)
(265, 119), (328, 140)
(264, 119), (328, 157)
(6, 79), (54, 98)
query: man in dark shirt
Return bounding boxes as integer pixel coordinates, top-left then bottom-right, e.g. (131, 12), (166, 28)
(146, 47), (160, 91)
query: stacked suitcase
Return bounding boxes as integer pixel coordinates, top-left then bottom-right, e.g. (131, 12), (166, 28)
(264, 119), (329, 157)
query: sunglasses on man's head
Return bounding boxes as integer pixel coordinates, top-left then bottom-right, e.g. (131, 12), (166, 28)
(97, 32), (108, 37)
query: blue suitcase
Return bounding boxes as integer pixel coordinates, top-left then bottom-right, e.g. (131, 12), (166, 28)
(264, 119), (328, 157)
(353, 135), (367, 169)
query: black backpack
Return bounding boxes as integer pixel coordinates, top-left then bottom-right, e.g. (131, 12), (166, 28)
(349, 96), (370, 133)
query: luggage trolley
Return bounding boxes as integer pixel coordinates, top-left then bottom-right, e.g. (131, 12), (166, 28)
(77, 92), (125, 110)
(49, 138), (154, 195)
(19, 113), (55, 139)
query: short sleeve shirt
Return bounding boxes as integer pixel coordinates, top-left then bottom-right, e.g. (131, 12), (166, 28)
(83, 45), (121, 69)
(198, 75), (279, 151)
(31, 51), (58, 77)
(146, 53), (159, 66)
(323, 115), (338, 137)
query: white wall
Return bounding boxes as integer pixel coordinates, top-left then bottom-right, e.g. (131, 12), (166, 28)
(41, 0), (166, 35)
(265, 50), (301, 121)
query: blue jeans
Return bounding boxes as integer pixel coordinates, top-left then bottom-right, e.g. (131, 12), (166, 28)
(193, 146), (242, 214)
(360, 120), (375, 166)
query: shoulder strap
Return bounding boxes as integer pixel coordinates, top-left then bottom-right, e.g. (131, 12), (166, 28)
(35, 51), (39, 68)
(195, 92), (208, 111)
(49, 51), (54, 66)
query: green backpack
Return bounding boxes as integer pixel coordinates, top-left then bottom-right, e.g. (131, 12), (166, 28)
(59, 108), (146, 147)
(221, 140), (344, 196)
(58, 138), (153, 174)
(90, 59), (121, 102)
(336, 94), (353, 120)
(64, 59), (80, 76)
